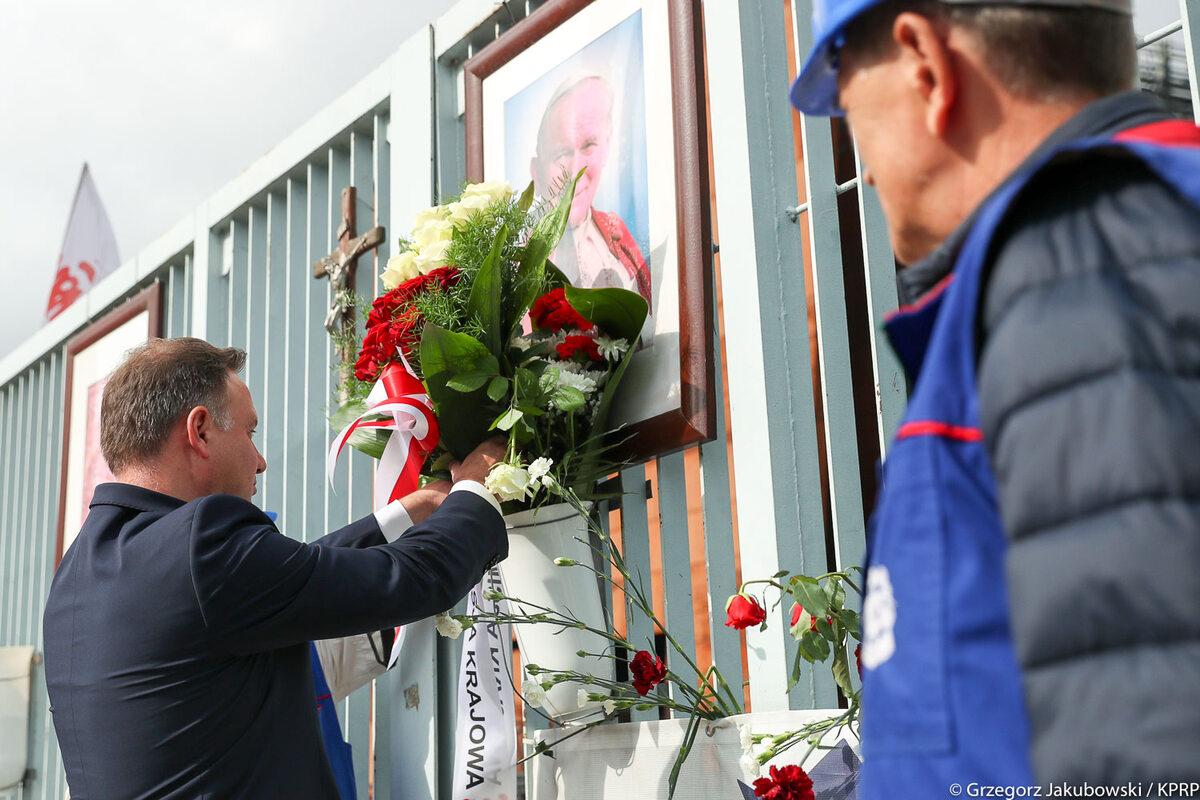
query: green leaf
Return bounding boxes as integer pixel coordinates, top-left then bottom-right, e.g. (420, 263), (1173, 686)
(447, 371), (491, 393)
(492, 408), (523, 431)
(789, 645), (804, 690)
(538, 367), (560, 394)
(345, 426), (390, 460)
(825, 577), (846, 611)
(564, 286), (648, 344)
(486, 375), (510, 403)
(814, 614), (835, 639)
(790, 576), (830, 618)
(467, 223), (508, 360)
(832, 643), (855, 698)
(801, 629), (831, 662)
(506, 171), (582, 339)
(772, 569), (791, 579)
(552, 386), (586, 412)
(420, 324), (498, 458)
(517, 181), (535, 212)
(840, 608), (862, 639)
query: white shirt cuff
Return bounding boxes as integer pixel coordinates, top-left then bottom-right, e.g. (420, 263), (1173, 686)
(373, 500), (415, 543)
(450, 480), (503, 518)
(373, 481), (502, 541)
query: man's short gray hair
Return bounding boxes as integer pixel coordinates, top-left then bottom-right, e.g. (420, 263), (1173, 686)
(100, 337), (246, 473)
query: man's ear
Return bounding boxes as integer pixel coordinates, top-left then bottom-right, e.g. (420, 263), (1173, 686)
(893, 12), (957, 137)
(184, 406), (212, 458)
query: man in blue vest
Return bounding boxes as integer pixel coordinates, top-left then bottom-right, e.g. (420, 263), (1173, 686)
(791, 0), (1200, 794)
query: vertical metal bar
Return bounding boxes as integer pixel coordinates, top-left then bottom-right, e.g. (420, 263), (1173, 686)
(372, 110), (393, 800)
(703, 0), (836, 710)
(0, 384), (10, 645)
(855, 154), (906, 457)
(263, 192), (289, 520)
(1181, 0), (1200, 119)
(246, 205), (270, 501)
(617, 463), (656, 722)
(206, 224), (231, 347)
(23, 360), (46, 646)
(169, 260), (189, 338)
(391, 27), (441, 798)
(697, 312), (744, 705)
(655, 451), (697, 709)
(13, 374), (33, 645)
(229, 216), (250, 354)
(327, 146), (352, 532)
(346, 128), (377, 799)
(798, 113), (868, 585)
(306, 161), (332, 545)
(284, 178), (309, 539)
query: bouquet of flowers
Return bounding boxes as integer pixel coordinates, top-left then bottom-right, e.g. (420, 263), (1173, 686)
(329, 175), (648, 507)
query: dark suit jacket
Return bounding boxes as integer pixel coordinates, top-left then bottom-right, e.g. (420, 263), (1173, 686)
(44, 483), (506, 799)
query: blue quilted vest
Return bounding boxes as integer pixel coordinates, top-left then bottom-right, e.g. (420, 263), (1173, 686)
(312, 644), (358, 800)
(859, 121), (1200, 797)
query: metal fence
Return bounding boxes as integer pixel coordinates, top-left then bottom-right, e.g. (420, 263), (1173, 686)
(1, 0), (1197, 798)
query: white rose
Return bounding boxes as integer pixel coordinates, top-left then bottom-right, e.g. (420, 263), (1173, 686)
(485, 462), (531, 502)
(522, 678), (547, 708)
(413, 218), (454, 249)
(446, 193), (493, 228)
(528, 457), (553, 481)
(380, 250), (419, 290)
(461, 180), (513, 206)
(413, 238), (452, 274)
(412, 205), (448, 230)
(434, 611), (463, 639)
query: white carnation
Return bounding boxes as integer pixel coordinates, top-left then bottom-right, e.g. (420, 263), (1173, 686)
(528, 457), (553, 481)
(603, 698), (617, 715)
(738, 723), (754, 754)
(740, 753), (760, 781)
(434, 611), (463, 639)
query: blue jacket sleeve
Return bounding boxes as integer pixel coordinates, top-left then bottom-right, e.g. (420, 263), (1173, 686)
(187, 490), (506, 654)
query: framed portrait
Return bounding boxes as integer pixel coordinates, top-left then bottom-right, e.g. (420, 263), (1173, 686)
(56, 282), (163, 565)
(465, 0), (715, 463)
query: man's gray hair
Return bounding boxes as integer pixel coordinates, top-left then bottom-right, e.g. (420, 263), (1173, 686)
(100, 337), (246, 474)
(844, 0), (1137, 103)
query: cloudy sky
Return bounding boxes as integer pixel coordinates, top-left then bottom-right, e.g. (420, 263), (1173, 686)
(0, 0), (1184, 362)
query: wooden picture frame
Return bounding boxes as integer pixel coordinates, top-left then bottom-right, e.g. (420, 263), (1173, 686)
(464, 0), (714, 463)
(56, 282), (163, 566)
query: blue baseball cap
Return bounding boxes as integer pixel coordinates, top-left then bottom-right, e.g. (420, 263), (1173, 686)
(790, 0), (1133, 117)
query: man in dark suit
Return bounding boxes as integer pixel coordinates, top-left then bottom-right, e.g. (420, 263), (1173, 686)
(43, 337), (507, 799)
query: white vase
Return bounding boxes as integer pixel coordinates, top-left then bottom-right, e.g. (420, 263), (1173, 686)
(499, 502), (613, 721)
(526, 710), (859, 800)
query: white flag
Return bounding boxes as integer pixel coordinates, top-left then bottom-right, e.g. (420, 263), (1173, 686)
(46, 165), (120, 321)
(452, 567), (517, 800)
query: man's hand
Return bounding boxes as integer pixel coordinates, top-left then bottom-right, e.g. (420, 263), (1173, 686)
(399, 480), (452, 525)
(451, 437), (507, 486)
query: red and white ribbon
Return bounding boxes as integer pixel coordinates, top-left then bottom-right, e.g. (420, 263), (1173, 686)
(327, 354), (440, 504)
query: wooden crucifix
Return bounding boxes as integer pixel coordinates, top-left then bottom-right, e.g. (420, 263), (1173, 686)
(314, 186), (386, 362)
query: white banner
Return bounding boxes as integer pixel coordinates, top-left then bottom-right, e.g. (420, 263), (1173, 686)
(452, 567), (517, 800)
(46, 164), (120, 321)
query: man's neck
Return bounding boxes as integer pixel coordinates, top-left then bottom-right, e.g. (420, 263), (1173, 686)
(116, 464), (199, 503)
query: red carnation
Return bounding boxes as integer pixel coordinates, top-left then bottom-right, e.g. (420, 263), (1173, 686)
(629, 650), (667, 695)
(530, 288), (593, 333)
(725, 594), (767, 630)
(556, 334), (602, 362)
(752, 764), (815, 800)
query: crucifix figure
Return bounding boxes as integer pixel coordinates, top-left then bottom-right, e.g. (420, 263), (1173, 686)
(314, 186), (386, 359)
